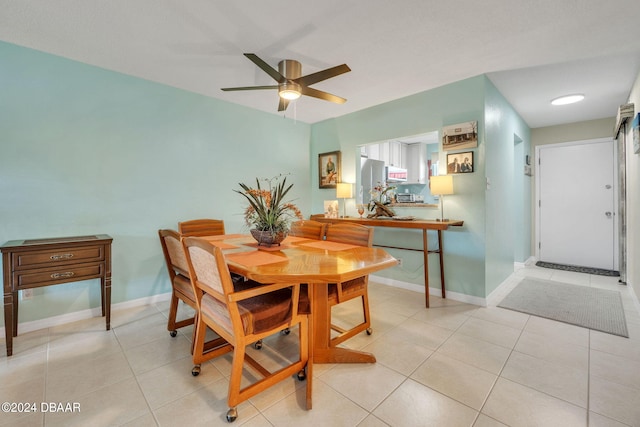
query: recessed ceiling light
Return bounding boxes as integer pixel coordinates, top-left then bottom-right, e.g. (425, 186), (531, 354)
(551, 94), (585, 106)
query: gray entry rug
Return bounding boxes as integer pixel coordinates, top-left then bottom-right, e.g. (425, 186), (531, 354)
(498, 278), (628, 337)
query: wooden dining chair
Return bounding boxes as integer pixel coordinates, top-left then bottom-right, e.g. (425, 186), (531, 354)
(179, 218), (250, 284)
(324, 223), (375, 347)
(290, 219), (326, 240)
(159, 228), (237, 355)
(178, 218), (226, 237)
(183, 236), (311, 423)
(158, 229), (197, 337)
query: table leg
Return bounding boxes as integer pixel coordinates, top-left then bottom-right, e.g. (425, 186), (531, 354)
(423, 229), (430, 308)
(311, 283), (375, 364)
(12, 291), (18, 337)
(305, 305), (313, 410)
(437, 230), (446, 298)
(105, 274), (111, 331)
(3, 291), (13, 356)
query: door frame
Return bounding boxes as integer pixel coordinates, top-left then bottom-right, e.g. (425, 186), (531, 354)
(534, 137), (618, 268)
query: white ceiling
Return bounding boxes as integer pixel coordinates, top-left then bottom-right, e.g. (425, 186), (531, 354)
(2, 0), (640, 128)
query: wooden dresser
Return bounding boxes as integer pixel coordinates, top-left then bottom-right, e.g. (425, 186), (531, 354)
(1, 234), (112, 356)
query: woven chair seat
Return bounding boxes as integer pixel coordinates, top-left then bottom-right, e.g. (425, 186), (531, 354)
(201, 287), (293, 335)
(327, 277), (366, 304)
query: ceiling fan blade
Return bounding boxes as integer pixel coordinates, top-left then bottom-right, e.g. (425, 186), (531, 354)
(244, 53), (286, 83)
(295, 64), (351, 87)
(221, 85), (279, 91)
(278, 97), (290, 112)
(301, 86), (347, 104)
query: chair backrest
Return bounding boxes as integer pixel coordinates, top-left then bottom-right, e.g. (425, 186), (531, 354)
(290, 220), (326, 240)
(324, 223), (373, 247)
(158, 229), (190, 278)
(183, 237), (231, 297)
(182, 237), (240, 335)
(178, 219), (225, 237)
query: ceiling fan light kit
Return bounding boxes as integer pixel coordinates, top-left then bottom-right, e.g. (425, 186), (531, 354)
(222, 53), (350, 111)
(279, 82), (301, 100)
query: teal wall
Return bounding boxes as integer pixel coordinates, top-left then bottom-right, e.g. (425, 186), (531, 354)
(0, 42), (311, 325)
(310, 76), (532, 299)
(483, 78), (532, 296)
(1, 41), (532, 327)
(310, 77), (490, 298)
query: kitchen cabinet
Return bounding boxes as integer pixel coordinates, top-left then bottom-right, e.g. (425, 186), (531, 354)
(362, 141), (405, 168)
(405, 143), (427, 183)
(379, 141), (404, 167)
(387, 141), (404, 167)
(361, 144), (380, 160)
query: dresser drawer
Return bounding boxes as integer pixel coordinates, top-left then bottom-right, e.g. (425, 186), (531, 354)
(13, 262), (104, 289)
(12, 245), (105, 270)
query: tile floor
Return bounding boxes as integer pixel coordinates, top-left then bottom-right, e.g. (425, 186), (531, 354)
(1, 265), (640, 426)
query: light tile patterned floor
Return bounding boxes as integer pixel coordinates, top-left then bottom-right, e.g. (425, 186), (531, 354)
(1, 266), (639, 426)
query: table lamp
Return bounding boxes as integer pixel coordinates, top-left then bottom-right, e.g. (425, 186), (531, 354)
(430, 175), (454, 221)
(336, 182), (353, 218)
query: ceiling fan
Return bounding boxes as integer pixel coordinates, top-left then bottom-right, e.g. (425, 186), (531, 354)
(221, 53), (351, 111)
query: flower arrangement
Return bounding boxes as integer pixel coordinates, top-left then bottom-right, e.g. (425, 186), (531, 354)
(235, 174), (303, 236)
(368, 182), (396, 212)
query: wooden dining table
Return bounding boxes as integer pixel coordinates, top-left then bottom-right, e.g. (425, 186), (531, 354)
(203, 234), (398, 364)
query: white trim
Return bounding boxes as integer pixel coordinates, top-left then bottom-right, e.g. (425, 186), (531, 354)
(514, 256), (536, 270)
(0, 292), (171, 337)
(370, 274), (487, 306)
(486, 274), (524, 307)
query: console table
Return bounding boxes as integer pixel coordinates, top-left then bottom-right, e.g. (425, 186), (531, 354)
(314, 217), (463, 307)
(1, 234), (112, 356)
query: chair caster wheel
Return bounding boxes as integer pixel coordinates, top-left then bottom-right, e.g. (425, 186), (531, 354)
(281, 328), (290, 335)
(226, 407), (238, 422)
(169, 330), (177, 337)
(366, 328), (373, 335)
(254, 340), (263, 350)
(191, 365), (201, 376)
(297, 369), (306, 381)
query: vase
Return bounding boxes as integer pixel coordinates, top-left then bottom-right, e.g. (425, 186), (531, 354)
(250, 229), (288, 247)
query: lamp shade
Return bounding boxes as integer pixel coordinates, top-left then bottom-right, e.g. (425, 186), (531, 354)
(336, 182), (353, 199)
(430, 175), (454, 195)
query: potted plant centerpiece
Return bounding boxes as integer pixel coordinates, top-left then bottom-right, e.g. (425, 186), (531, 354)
(235, 175), (303, 246)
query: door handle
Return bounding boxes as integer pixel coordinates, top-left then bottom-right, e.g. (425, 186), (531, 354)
(605, 212), (612, 218)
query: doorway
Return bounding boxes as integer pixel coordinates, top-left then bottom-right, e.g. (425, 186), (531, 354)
(536, 138), (617, 270)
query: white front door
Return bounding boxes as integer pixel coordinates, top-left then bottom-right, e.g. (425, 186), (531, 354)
(537, 139), (616, 270)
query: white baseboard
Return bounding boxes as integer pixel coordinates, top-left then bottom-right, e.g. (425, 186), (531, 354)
(369, 275), (488, 306)
(0, 292), (172, 337)
(514, 256), (536, 270)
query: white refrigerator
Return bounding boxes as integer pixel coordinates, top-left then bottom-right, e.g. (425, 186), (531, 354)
(360, 158), (386, 204)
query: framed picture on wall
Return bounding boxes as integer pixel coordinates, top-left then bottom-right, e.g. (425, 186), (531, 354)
(318, 151), (341, 188)
(442, 121), (478, 151)
(324, 200), (339, 218)
(446, 151), (474, 174)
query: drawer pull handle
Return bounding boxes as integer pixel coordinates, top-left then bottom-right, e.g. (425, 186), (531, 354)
(50, 253), (74, 260)
(51, 272), (75, 279)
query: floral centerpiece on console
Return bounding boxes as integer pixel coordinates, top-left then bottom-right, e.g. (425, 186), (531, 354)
(367, 182), (396, 218)
(235, 174), (303, 246)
